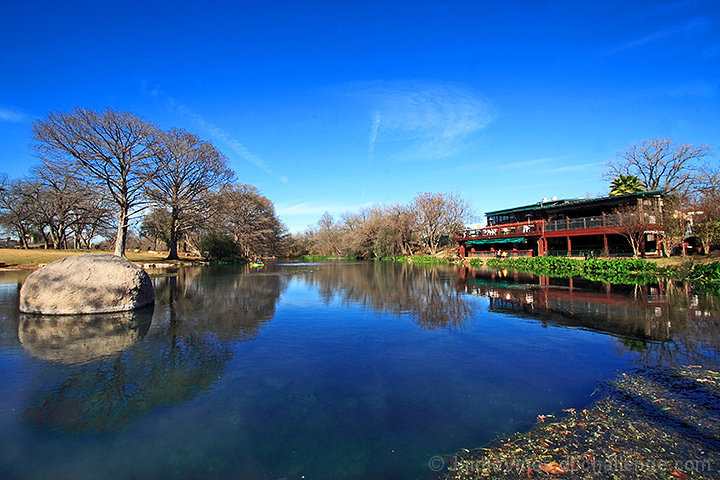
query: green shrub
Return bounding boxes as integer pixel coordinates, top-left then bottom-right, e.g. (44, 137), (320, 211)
(484, 256), (660, 284)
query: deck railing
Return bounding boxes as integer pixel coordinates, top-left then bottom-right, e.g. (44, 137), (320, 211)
(545, 214), (622, 232)
(456, 220), (545, 240)
(457, 214), (662, 242)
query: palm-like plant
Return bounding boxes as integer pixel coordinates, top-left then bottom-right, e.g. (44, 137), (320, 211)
(609, 174), (646, 196)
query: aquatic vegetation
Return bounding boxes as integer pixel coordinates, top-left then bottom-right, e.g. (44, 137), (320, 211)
(392, 255), (453, 264)
(474, 257), (720, 288)
(443, 366), (720, 480)
(482, 257), (660, 284)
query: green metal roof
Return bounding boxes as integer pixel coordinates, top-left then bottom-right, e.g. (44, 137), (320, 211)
(485, 190), (665, 217)
(466, 237), (526, 245)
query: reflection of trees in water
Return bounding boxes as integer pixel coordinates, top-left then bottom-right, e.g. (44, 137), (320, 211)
(0, 279), (23, 349)
(152, 265), (286, 341)
(299, 262), (474, 329)
(21, 265), (286, 434)
(459, 267), (720, 367)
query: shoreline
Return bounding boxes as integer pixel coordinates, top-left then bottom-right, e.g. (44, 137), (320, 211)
(440, 366), (720, 479)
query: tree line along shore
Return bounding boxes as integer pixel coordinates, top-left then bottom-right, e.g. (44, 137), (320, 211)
(1, 107), (718, 265)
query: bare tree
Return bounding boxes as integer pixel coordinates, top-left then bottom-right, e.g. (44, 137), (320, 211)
(33, 108), (160, 257)
(0, 177), (37, 248)
(692, 190), (720, 255)
(147, 128), (234, 260)
(613, 203), (662, 258)
(214, 184), (286, 258)
(312, 212), (344, 256)
(661, 194), (687, 257)
(605, 138), (712, 199)
(412, 191), (474, 255)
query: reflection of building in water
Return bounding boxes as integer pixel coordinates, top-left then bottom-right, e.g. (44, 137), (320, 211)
(457, 267), (720, 345)
(18, 308), (152, 364)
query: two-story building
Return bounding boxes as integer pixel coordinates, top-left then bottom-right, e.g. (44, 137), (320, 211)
(455, 190), (665, 258)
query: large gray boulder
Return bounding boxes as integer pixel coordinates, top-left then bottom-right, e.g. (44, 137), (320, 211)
(19, 254), (155, 314)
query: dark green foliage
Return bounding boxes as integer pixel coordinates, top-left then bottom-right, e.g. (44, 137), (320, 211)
(480, 257), (720, 289)
(199, 233), (242, 261)
(485, 257), (660, 284)
(685, 261), (720, 294)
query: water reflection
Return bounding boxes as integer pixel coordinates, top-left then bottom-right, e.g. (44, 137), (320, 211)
(1, 263), (719, 479)
(295, 261), (474, 329)
(458, 266), (720, 367)
(20, 265), (287, 434)
(152, 265), (285, 341)
(18, 309), (152, 364)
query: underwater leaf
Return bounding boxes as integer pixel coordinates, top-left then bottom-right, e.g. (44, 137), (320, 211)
(539, 461), (567, 474)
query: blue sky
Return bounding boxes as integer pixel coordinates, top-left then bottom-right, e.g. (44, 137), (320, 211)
(1, 0), (719, 232)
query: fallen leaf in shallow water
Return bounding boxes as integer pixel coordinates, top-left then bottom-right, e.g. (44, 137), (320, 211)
(539, 461), (567, 474)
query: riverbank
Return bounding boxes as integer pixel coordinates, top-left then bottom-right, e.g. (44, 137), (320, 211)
(442, 366), (720, 479)
(0, 248), (202, 270)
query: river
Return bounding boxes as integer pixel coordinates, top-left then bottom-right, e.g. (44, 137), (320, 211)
(0, 261), (718, 479)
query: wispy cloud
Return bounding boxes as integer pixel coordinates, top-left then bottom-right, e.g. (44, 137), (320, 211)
(0, 107), (27, 123)
(276, 200), (375, 218)
(660, 82), (718, 97)
(145, 84), (287, 184)
(547, 161), (604, 173)
(368, 111), (381, 161)
(276, 200), (376, 232)
(351, 81), (494, 162)
(505, 155), (572, 168)
(609, 17), (709, 53)
(454, 154), (571, 172)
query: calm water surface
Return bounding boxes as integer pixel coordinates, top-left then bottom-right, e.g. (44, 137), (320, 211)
(0, 261), (719, 479)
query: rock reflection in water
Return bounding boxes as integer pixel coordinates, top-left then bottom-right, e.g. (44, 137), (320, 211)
(21, 266), (286, 434)
(18, 308), (152, 364)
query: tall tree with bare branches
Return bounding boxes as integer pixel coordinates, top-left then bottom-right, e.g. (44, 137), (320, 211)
(147, 128), (234, 260)
(412, 191), (474, 255)
(605, 138), (712, 199)
(33, 108), (160, 257)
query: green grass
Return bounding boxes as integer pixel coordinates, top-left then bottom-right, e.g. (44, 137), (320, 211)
(0, 248), (187, 266)
(391, 255), (453, 264)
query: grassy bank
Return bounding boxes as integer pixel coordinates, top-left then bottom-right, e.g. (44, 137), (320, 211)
(0, 248), (196, 268)
(389, 255), (454, 264)
(442, 366), (720, 479)
(300, 254), (358, 261)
